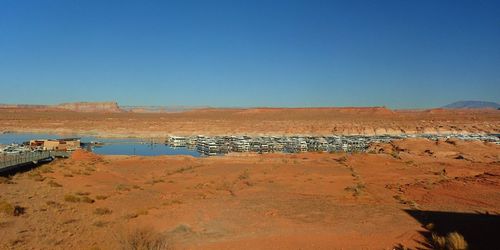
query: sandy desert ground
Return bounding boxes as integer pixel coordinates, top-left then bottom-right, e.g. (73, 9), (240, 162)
(0, 107), (499, 137)
(1, 138), (499, 249)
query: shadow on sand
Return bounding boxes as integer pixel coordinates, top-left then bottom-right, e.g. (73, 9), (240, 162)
(397, 209), (500, 250)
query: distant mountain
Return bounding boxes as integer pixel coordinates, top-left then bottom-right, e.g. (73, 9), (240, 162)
(56, 102), (122, 112)
(443, 100), (500, 109)
(0, 101), (123, 113)
(121, 105), (210, 113)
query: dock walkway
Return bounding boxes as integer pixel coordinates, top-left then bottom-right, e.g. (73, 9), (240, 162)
(0, 151), (70, 173)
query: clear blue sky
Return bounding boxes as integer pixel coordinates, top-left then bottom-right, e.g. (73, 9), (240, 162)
(1, 0), (499, 108)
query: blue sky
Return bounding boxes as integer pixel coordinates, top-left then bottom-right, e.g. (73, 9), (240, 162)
(0, 0), (499, 108)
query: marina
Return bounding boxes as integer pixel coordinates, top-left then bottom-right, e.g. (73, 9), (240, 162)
(1, 132), (499, 160)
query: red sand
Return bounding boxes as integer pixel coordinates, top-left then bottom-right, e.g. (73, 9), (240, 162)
(0, 139), (498, 249)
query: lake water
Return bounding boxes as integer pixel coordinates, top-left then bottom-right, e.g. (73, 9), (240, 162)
(0, 133), (201, 157)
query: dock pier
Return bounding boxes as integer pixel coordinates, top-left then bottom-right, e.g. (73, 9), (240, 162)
(0, 151), (70, 174)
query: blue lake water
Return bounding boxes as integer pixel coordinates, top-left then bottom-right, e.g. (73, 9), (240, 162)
(0, 133), (201, 157)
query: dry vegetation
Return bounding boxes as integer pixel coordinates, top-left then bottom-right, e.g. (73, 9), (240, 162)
(432, 232), (468, 250)
(118, 227), (169, 250)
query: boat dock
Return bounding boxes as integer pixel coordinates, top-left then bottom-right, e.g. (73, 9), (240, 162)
(0, 151), (70, 174)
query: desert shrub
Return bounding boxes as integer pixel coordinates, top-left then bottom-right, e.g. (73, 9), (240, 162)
(94, 207), (112, 215)
(123, 209), (148, 220)
(445, 139), (457, 145)
(0, 200), (14, 216)
(137, 209), (148, 216)
(93, 220), (108, 227)
(393, 195), (420, 209)
(46, 200), (57, 206)
(27, 171), (45, 181)
(432, 232), (468, 250)
(123, 213), (139, 220)
(85, 166), (96, 172)
(71, 169), (83, 175)
(0, 176), (15, 184)
(75, 191), (91, 196)
(64, 194), (80, 202)
(38, 165), (54, 173)
(63, 218), (78, 224)
(47, 180), (62, 187)
(391, 151), (401, 159)
(345, 183), (366, 196)
(116, 184), (131, 191)
(162, 199), (182, 206)
(425, 223), (435, 230)
(335, 156), (347, 163)
(0, 200), (24, 217)
(392, 244), (411, 250)
(146, 178), (165, 185)
(445, 232), (468, 250)
(167, 165), (196, 175)
(238, 169), (250, 180)
(95, 195), (109, 200)
(119, 227), (169, 250)
(170, 224), (192, 234)
(80, 196), (95, 203)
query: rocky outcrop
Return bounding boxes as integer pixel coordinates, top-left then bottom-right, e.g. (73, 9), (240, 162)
(0, 102), (123, 113)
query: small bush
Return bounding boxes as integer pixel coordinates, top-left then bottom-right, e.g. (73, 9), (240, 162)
(0, 176), (15, 184)
(432, 232), (468, 250)
(93, 220), (108, 227)
(0, 200), (24, 217)
(391, 151), (400, 159)
(48, 180), (62, 187)
(345, 183), (366, 196)
(80, 196), (95, 203)
(64, 194), (80, 203)
(62, 218), (78, 224)
(75, 191), (91, 196)
(162, 199), (182, 206)
(170, 224), (192, 234)
(0, 200), (14, 216)
(123, 209), (148, 220)
(145, 178), (164, 185)
(95, 195), (109, 200)
(94, 207), (112, 215)
(123, 213), (139, 220)
(46, 200), (58, 206)
(38, 165), (54, 173)
(28, 171), (45, 181)
(445, 232), (468, 250)
(116, 184), (131, 192)
(119, 227), (169, 250)
(238, 169), (250, 180)
(85, 166), (96, 172)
